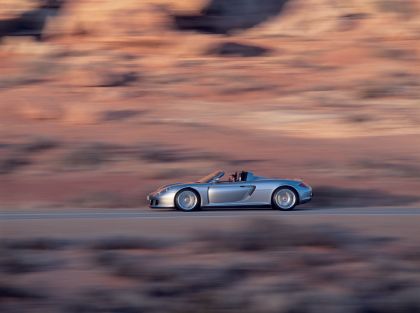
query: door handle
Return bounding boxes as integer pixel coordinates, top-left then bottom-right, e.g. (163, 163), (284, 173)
(240, 186), (249, 188)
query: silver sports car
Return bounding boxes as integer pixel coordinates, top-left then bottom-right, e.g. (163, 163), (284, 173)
(147, 170), (312, 211)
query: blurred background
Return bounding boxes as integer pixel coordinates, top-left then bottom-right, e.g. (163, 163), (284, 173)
(0, 0), (420, 208)
(1, 1), (420, 312)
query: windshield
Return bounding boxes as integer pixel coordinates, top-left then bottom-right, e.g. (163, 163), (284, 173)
(197, 171), (224, 183)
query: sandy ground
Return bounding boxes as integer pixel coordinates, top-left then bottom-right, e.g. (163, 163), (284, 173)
(1, 0), (420, 209)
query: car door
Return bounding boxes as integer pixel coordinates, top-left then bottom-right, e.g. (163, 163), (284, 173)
(208, 182), (256, 204)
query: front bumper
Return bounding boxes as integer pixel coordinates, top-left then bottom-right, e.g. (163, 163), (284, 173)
(147, 195), (160, 207)
(147, 191), (176, 208)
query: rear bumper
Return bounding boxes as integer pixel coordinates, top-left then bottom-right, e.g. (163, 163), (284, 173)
(299, 197), (312, 204)
(299, 190), (313, 204)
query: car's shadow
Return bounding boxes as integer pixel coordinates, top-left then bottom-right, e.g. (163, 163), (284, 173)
(201, 206), (328, 212)
(203, 206), (273, 212)
(155, 206), (315, 212)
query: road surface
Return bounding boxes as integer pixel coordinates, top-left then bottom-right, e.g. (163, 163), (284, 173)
(2, 207), (420, 220)
(2, 207), (420, 242)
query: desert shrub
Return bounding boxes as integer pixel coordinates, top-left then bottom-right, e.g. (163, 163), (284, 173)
(100, 109), (143, 121)
(358, 159), (420, 178)
(0, 157), (31, 174)
(95, 71), (138, 87)
(363, 288), (420, 313)
(197, 219), (347, 252)
(0, 283), (46, 300)
(206, 42), (271, 57)
(346, 114), (373, 123)
(70, 192), (130, 208)
(376, 48), (417, 61)
(173, 0), (289, 34)
(19, 138), (59, 153)
(137, 144), (220, 163)
(138, 145), (187, 163)
(360, 84), (399, 98)
(61, 143), (122, 169)
(90, 236), (170, 250)
(94, 252), (175, 281)
(3, 219), (420, 313)
(376, 0), (416, 17)
(0, 252), (62, 274)
(1, 238), (71, 250)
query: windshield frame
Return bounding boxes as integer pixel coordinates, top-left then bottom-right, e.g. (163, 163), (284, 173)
(197, 171), (225, 183)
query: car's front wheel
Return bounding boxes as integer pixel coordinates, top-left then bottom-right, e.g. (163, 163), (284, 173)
(272, 187), (298, 210)
(175, 189), (200, 212)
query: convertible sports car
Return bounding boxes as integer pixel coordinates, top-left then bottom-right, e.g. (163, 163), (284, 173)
(147, 170), (312, 211)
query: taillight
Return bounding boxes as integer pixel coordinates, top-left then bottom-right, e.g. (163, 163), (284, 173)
(298, 182), (309, 188)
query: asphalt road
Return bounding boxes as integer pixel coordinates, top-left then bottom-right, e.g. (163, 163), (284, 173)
(1, 207), (420, 220)
(2, 207), (420, 242)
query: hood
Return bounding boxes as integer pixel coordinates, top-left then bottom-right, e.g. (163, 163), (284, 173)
(156, 182), (193, 192)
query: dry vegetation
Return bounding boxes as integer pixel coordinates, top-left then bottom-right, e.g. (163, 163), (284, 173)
(0, 0), (420, 208)
(2, 219), (420, 312)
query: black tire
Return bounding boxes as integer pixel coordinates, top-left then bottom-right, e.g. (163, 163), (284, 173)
(174, 188), (201, 212)
(271, 187), (298, 211)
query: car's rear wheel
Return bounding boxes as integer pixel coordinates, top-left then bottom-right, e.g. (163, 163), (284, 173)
(175, 189), (200, 212)
(272, 187), (298, 210)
